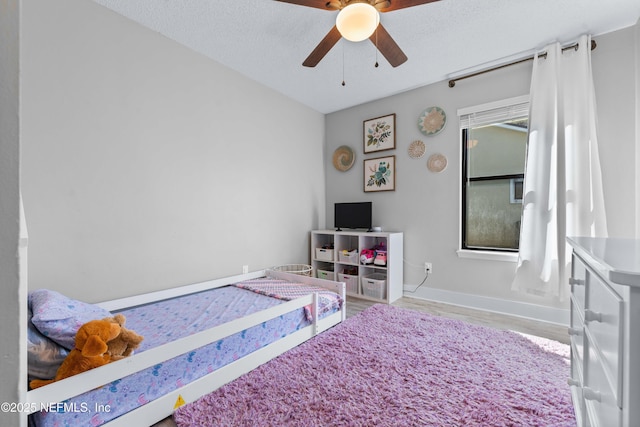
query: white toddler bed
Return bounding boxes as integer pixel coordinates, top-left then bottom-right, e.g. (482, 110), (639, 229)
(24, 269), (346, 426)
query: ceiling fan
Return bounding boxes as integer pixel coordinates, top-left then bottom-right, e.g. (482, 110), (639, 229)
(275, 0), (441, 68)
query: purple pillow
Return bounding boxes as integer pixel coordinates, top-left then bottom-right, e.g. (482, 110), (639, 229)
(29, 289), (112, 350)
(27, 306), (69, 380)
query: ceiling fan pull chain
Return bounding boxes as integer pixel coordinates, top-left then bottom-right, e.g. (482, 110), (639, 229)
(341, 41), (345, 86)
(374, 26), (379, 68)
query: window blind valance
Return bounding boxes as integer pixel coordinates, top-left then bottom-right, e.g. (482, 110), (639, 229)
(458, 95), (530, 130)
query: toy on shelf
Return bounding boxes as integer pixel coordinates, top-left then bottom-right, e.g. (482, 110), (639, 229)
(373, 241), (387, 266)
(374, 250), (387, 266)
(360, 249), (375, 264)
(360, 241), (387, 266)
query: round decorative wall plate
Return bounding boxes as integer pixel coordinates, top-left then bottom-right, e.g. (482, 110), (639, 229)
(418, 106), (447, 136)
(332, 145), (355, 171)
(408, 140), (426, 159)
(427, 153), (448, 173)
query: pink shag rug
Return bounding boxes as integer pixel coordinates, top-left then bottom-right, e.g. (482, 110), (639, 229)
(174, 304), (575, 427)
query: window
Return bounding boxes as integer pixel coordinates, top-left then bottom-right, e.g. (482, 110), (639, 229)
(509, 178), (524, 204)
(459, 96), (529, 252)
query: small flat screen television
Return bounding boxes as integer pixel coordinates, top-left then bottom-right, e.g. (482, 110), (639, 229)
(334, 202), (372, 231)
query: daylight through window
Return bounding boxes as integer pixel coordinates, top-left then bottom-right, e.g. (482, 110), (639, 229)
(459, 96), (529, 252)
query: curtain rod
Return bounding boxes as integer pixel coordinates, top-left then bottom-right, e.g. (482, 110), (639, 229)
(448, 39), (597, 88)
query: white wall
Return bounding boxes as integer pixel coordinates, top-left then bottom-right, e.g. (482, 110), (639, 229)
(592, 28), (638, 238)
(20, 0), (326, 302)
(325, 25), (639, 314)
(636, 18), (640, 239)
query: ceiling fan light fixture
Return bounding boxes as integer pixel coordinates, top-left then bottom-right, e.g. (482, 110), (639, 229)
(336, 3), (380, 42)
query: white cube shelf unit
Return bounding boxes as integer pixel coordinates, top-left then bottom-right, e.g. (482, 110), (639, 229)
(311, 230), (403, 303)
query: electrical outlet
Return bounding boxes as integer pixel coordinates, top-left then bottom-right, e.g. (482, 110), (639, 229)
(424, 262), (432, 274)
(242, 265), (249, 274)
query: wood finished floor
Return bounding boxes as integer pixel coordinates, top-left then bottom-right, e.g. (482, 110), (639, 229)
(348, 296), (569, 344)
(152, 295), (568, 427)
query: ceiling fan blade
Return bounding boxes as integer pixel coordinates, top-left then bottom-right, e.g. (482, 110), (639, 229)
(303, 25), (342, 67)
(376, 0), (441, 12)
(274, 0), (340, 11)
(369, 24), (407, 67)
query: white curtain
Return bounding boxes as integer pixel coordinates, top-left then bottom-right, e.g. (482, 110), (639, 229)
(512, 34), (607, 300)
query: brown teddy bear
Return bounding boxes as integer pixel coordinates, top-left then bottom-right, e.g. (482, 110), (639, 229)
(29, 319), (121, 389)
(101, 313), (144, 361)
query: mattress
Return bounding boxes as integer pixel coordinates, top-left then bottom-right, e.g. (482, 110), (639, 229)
(30, 283), (340, 426)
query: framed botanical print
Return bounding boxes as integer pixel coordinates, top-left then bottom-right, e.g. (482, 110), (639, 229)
(364, 155), (395, 192)
(363, 113), (396, 153)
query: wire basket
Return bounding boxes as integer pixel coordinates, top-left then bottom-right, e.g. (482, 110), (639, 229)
(271, 264), (313, 276)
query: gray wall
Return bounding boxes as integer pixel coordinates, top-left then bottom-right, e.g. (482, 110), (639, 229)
(325, 25), (639, 312)
(20, 0), (326, 302)
(1, 1), (25, 425)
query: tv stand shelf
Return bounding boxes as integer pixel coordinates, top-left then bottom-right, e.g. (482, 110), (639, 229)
(310, 230), (403, 303)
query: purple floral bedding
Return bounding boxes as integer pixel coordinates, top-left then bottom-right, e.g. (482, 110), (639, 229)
(29, 281), (341, 427)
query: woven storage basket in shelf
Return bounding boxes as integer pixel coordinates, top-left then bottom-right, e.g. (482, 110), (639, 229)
(271, 264), (313, 276)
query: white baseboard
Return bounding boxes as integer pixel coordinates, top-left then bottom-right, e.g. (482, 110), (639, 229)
(403, 286), (569, 327)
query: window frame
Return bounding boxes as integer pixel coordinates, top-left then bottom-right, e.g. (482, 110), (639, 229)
(457, 95), (529, 260)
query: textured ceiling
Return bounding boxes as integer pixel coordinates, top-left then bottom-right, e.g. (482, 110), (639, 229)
(92, 0), (640, 113)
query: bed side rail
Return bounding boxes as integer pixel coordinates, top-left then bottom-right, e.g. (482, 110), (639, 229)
(98, 270), (267, 311)
(26, 293), (313, 413)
